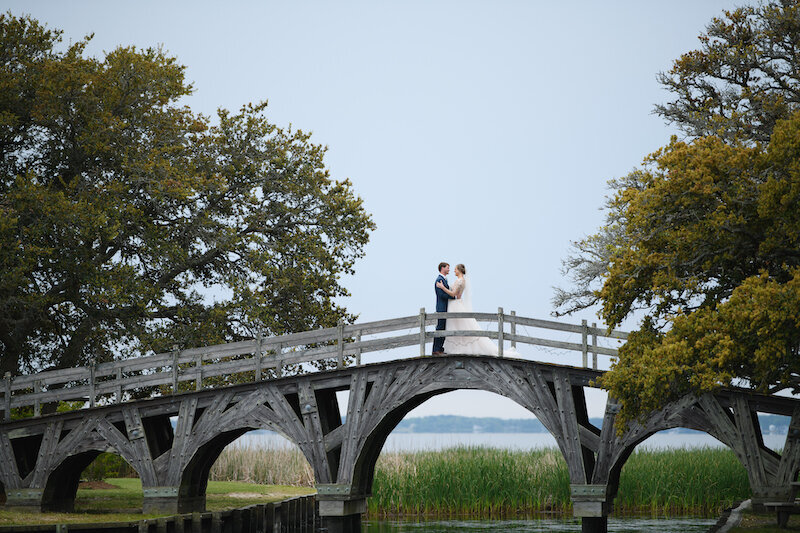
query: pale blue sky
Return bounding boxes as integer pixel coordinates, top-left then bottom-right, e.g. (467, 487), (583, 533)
(3, 0), (742, 417)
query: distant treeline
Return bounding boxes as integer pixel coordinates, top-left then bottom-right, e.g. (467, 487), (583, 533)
(392, 414), (791, 434)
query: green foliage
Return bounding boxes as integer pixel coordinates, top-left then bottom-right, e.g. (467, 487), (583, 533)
(82, 453), (137, 482)
(596, 112), (800, 424)
(0, 13), (374, 376)
(555, 1), (800, 425)
(655, 1), (800, 144)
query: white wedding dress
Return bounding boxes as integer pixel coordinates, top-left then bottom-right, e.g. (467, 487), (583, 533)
(443, 275), (518, 356)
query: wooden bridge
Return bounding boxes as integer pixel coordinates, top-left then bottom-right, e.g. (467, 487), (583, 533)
(2, 309), (800, 533)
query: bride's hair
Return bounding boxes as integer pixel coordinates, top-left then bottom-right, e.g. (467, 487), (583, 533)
(455, 264), (466, 275)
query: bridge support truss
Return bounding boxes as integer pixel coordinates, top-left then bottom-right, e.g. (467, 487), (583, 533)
(2, 355), (800, 533)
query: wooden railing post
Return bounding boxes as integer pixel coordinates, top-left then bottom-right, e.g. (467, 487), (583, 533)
(3, 372), (10, 421)
(116, 367), (123, 404)
(277, 343), (284, 377)
(34, 379), (41, 417)
(89, 358), (96, 408)
(510, 310), (517, 349)
(581, 319), (588, 368)
(355, 330), (362, 366)
(255, 332), (264, 381)
(337, 319), (344, 368)
(592, 322), (598, 370)
(195, 354), (203, 391)
(419, 308), (426, 356)
(171, 345), (179, 394)
(498, 307), (504, 357)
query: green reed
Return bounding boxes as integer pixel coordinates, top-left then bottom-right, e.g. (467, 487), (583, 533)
(206, 443), (751, 518)
(208, 443), (314, 486)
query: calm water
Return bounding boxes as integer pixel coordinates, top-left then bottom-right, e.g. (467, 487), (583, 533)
(235, 430), (788, 451)
(362, 517), (716, 532)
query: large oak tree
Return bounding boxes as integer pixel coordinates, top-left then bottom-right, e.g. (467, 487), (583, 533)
(554, 0), (800, 424)
(0, 14), (375, 375)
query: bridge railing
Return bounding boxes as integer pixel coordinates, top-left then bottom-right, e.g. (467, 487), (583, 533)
(1, 310), (628, 420)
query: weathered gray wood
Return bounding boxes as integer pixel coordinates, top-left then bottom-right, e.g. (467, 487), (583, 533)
(419, 308), (426, 357)
(195, 354), (203, 391)
(3, 373), (10, 421)
(581, 319), (588, 368)
(116, 367), (123, 404)
(732, 395), (768, 487)
(497, 308), (504, 357)
(10, 366), (91, 389)
(777, 406), (800, 483)
(505, 333), (618, 356)
(4, 311), (629, 416)
(337, 320), (344, 369)
(30, 419), (63, 486)
(172, 349), (180, 394)
(591, 400), (621, 485)
(355, 331), (362, 366)
(4, 353), (800, 523)
(591, 323), (598, 370)
(89, 361), (97, 408)
(0, 431), (21, 488)
(255, 333), (264, 381)
(510, 311), (516, 349)
(297, 380), (331, 483)
(554, 371), (587, 483)
(342, 315), (418, 336)
(33, 380), (41, 417)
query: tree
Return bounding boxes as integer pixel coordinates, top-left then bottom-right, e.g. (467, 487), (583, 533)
(0, 13), (375, 376)
(655, 0), (800, 144)
(554, 1), (800, 424)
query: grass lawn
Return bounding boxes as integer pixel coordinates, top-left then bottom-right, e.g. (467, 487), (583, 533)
(0, 478), (314, 526)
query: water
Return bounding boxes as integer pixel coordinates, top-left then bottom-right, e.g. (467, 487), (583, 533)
(235, 430), (788, 451)
(363, 517), (716, 532)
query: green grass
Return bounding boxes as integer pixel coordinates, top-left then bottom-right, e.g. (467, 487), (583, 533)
(367, 446), (751, 518)
(0, 478), (314, 526)
(615, 447), (750, 515)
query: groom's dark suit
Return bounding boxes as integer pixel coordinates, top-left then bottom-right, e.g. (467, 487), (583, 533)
(433, 274), (454, 354)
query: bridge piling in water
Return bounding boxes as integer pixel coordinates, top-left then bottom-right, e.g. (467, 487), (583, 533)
(581, 517), (608, 533)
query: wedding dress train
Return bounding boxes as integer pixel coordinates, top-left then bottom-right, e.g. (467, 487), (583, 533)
(443, 275), (518, 356)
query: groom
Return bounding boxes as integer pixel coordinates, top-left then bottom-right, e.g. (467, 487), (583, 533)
(433, 261), (455, 355)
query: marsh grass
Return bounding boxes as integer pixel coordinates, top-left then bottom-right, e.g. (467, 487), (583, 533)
(209, 443), (314, 486)
(369, 447), (571, 517)
(369, 446), (751, 518)
(207, 443), (751, 518)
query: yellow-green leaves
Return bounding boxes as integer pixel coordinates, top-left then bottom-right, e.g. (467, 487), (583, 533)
(590, 111), (800, 427)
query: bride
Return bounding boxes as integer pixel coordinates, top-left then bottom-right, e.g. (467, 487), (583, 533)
(435, 264), (518, 356)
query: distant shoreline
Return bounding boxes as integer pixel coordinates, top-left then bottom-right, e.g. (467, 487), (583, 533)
(242, 413), (790, 435)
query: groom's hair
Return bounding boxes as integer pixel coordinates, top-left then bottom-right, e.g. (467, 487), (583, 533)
(438, 262), (449, 272)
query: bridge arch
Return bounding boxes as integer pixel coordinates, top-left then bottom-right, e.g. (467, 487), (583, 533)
(27, 420), (150, 512)
(41, 450), (103, 512)
(334, 357), (591, 501)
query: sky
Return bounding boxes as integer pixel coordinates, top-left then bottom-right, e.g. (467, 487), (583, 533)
(3, 0), (743, 418)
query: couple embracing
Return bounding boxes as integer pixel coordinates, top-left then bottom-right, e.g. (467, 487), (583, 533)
(432, 262), (514, 356)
